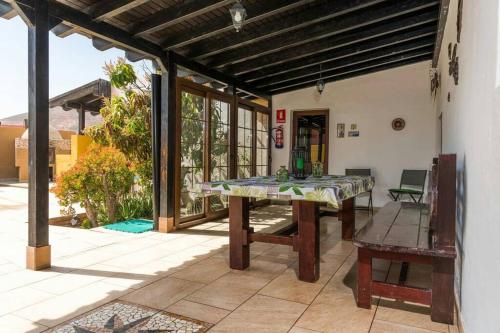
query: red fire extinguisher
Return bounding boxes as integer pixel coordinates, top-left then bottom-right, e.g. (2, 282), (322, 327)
(275, 126), (284, 149)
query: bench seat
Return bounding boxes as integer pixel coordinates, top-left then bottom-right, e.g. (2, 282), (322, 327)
(353, 155), (457, 325)
(353, 201), (456, 258)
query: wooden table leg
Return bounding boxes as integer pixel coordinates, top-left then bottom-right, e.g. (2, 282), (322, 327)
(297, 200), (320, 282)
(229, 196), (250, 270)
(341, 197), (355, 240)
(431, 257), (455, 324)
(357, 247), (372, 309)
(292, 200), (299, 224)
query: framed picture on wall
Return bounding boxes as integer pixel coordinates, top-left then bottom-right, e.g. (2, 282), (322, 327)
(337, 123), (345, 138)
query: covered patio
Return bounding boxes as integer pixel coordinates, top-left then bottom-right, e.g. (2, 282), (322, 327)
(1, 0), (498, 332)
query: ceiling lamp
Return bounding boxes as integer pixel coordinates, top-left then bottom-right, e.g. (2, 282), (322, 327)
(316, 64), (325, 94)
(230, 1), (247, 32)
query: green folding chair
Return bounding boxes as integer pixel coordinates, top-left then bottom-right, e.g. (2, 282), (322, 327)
(388, 169), (427, 203)
(346, 168), (374, 215)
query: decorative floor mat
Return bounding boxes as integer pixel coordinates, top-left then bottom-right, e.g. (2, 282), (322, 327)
(47, 301), (211, 333)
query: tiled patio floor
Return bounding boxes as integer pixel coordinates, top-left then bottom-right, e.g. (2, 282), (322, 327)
(0, 205), (460, 333)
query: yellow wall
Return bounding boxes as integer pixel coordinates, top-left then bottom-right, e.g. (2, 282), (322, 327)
(71, 135), (92, 162)
(55, 154), (73, 178)
(0, 126), (25, 180)
(13, 134), (92, 182)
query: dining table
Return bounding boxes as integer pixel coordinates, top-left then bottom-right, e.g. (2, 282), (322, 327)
(199, 175), (375, 282)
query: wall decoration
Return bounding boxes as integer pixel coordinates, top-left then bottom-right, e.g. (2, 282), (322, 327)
(348, 131), (359, 137)
(350, 123), (357, 130)
(430, 68), (440, 99)
(392, 118), (405, 131)
(457, 0), (463, 43)
(337, 123), (345, 138)
(448, 43), (459, 85)
(276, 109), (286, 123)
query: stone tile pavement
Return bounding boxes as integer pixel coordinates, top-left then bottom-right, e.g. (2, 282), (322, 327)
(0, 202), (461, 332)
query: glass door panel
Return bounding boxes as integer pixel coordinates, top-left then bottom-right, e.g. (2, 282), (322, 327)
(237, 107), (253, 178)
(180, 91), (206, 219)
(256, 112), (269, 176)
(209, 98), (230, 212)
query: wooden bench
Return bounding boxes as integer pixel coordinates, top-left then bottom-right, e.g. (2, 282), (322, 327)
(353, 155), (457, 324)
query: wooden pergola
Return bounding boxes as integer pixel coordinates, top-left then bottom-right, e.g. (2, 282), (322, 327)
(0, 0), (447, 270)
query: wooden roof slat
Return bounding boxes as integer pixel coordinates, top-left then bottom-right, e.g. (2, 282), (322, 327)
(0, 0), (16, 19)
(270, 54), (432, 95)
(263, 45), (434, 92)
(186, 0), (387, 60)
(243, 25), (436, 84)
(253, 39), (435, 88)
(206, 1), (439, 69)
(132, 0), (233, 37)
(86, 0), (150, 21)
(160, 0), (312, 50)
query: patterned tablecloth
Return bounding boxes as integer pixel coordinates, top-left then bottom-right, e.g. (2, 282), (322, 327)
(199, 175), (375, 209)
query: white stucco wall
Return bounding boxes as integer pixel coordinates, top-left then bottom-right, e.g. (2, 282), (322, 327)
(435, 1), (500, 332)
(271, 61), (437, 207)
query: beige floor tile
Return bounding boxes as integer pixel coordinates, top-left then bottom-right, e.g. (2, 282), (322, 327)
(30, 268), (106, 295)
(295, 289), (377, 333)
(171, 257), (231, 284)
(0, 314), (48, 333)
(120, 276), (204, 310)
(14, 281), (127, 327)
(166, 299), (230, 324)
(232, 255), (292, 280)
(289, 327), (322, 333)
(324, 240), (354, 257)
(0, 262), (23, 275)
(210, 294), (307, 333)
(185, 272), (269, 310)
(370, 319), (442, 333)
(0, 269), (60, 293)
(259, 268), (328, 304)
(375, 299), (448, 333)
(323, 255), (357, 296)
(0, 287), (53, 316)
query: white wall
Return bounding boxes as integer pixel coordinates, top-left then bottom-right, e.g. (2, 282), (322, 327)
(271, 61), (437, 207)
(436, 1), (500, 332)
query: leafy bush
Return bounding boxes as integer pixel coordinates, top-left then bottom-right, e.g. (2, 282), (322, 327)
(118, 190), (153, 221)
(85, 58), (153, 194)
(52, 144), (134, 228)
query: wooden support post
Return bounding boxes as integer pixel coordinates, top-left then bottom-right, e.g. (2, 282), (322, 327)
(27, 0), (50, 271)
(228, 84), (237, 179)
(357, 248), (372, 308)
(341, 197), (355, 240)
(297, 200), (319, 282)
(78, 106), (85, 135)
(151, 67), (161, 230)
(159, 53), (177, 233)
(229, 196), (250, 270)
(431, 257), (455, 324)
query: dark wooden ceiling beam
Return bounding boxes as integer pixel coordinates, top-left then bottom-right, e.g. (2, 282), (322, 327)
(262, 46), (434, 91)
(170, 52), (270, 99)
(270, 54), (432, 95)
(15, 0), (165, 58)
(432, 0), (450, 67)
(253, 38), (435, 88)
(132, 0), (233, 37)
(161, 0), (313, 50)
(233, 23), (436, 76)
(187, 0), (387, 60)
(87, 0), (150, 21)
(207, 2), (439, 68)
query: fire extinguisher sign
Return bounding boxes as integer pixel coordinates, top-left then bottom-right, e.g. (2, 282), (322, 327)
(276, 109), (286, 123)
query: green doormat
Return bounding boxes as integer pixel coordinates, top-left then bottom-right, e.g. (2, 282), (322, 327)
(104, 219), (154, 233)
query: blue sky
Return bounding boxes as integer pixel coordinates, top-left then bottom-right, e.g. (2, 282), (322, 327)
(0, 16), (146, 119)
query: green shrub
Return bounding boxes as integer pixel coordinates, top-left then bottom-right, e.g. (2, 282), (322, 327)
(118, 190), (153, 221)
(52, 144), (134, 228)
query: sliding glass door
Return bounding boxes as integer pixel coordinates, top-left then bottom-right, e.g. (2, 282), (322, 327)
(176, 79), (271, 226)
(179, 89), (206, 220)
